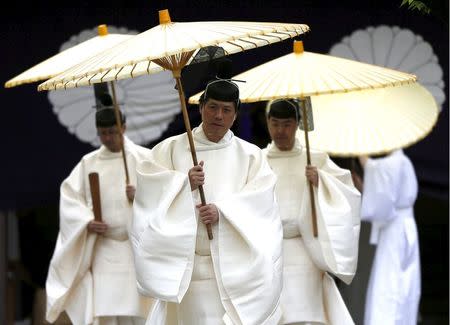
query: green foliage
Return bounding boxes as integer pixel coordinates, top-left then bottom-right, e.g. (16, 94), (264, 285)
(400, 0), (432, 14)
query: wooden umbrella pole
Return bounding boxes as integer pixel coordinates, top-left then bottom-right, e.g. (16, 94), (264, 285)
(173, 70), (213, 240)
(88, 172), (103, 222)
(110, 81), (130, 186)
(301, 98), (318, 238)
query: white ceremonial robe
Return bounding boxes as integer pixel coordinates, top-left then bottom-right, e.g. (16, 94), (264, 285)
(46, 137), (154, 325)
(361, 150), (421, 325)
(263, 140), (361, 325)
(131, 125), (283, 325)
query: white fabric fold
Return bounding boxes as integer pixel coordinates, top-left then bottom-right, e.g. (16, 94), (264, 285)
(213, 159), (283, 325)
(300, 167), (361, 284)
(361, 150), (421, 325)
(46, 153), (99, 324)
(46, 137), (154, 324)
(134, 129), (283, 325)
(322, 273), (354, 324)
(131, 160), (196, 303)
(264, 140), (360, 324)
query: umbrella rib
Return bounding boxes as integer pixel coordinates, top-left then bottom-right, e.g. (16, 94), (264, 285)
(146, 60), (153, 74)
(226, 41), (245, 52)
(176, 22), (298, 54)
(40, 22), (309, 90)
(275, 31), (300, 38)
(93, 71), (108, 85)
(180, 51), (195, 68)
(236, 38), (259, 48)
(63, 80), (71, 90)
(78, 41), (130, 82)
(247, 35), (271, 44)
(313, 62), (357, 94)
(74, 76), (84, 88)
(262, 33), (283, 42)
(353, 68), (412, 88)
(114, 66), (126, 81)
(322, 62), (406, 93)
(130, 63), (138, 78)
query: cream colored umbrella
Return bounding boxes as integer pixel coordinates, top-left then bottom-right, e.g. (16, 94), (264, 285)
(5, 25), (136, 189)
(38, 9), (309, 240)
(5, 25), (154, 194)
(189, 40), (422, 237)
(189, 40), (417, 103)
(4, 25), (133, 88)
(38, 11), (308, 91)
(296, 82), (439, 156)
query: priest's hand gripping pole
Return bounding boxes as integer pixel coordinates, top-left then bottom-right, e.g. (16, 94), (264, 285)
(110, 81), (132, 203)
(173, 69), (214, 240)
(301, 98), (318, 238)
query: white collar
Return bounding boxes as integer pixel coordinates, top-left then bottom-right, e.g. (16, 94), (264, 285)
(265, 138), (303, 158)
(98, 136), (132, 159)
(192, 123), (234, 151)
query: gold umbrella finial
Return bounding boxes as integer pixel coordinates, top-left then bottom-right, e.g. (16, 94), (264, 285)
(159, 9), (172, 24)
(98, 24), (108, 36)
(294, 40), (304, 54)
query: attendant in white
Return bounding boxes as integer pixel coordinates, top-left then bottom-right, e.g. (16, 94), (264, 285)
(263, 99), (361, 325)
(46, 103), (154, 325)
(357, 151), (421, 325)
(131, 79), (283, 325)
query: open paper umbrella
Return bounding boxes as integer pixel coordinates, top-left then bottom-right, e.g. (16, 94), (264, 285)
(38, 9), (310, 239)
(189, 40), (419, 237)
(4, 25), (150, 198)
(4, 25), (132, 88)
(297, 82), (439, 156)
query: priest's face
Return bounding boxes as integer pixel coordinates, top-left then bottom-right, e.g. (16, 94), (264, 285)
(200, 98), (237, 143)
(267, 117), (297, 151)
(97, 125), (125, 152)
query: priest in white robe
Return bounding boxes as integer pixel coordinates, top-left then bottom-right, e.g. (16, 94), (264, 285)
(46, 106), (154, 325)
(131, 79), (283, 325)
(263, 99), (361, 325)
(358, 151), (421, 325)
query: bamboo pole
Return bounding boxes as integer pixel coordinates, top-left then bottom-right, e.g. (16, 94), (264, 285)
(173, 69), (213, 240)
(110, 81), (130, 185)
(88, 173), (103, 222)
(301, 98), (318, 237)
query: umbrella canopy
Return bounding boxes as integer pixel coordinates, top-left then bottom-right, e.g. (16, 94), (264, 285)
(37, 10), (309, 91)
(297, 82), (439, 156)
(187, 40), (434, 156)
(189, 40), (417, 103)
(5, 25), (132, 88)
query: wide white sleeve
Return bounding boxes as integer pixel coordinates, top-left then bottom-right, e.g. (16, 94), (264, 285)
(130, 160), (197, 303)
(360, 159), (396, 223)
(398, 157), (418, 207)
(213, 152), (283, 325)
(45, 161), (96, 324)
(299, 156), (361, 284)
